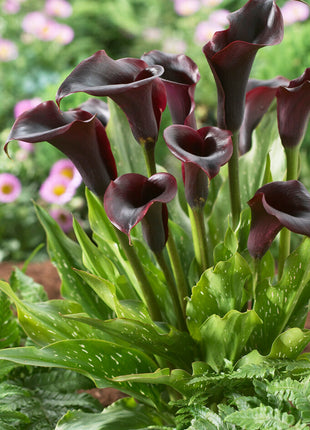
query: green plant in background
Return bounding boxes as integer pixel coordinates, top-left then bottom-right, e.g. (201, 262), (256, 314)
(1, 0), (310, 429)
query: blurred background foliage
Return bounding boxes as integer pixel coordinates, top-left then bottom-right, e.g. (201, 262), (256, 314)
(0, 0), (309, 261)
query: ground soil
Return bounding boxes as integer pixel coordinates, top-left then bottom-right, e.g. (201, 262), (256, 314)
(1, 259), (310, 406)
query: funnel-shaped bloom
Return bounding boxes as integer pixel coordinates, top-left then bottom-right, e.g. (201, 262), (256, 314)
(203, 0), (283, 132)
(5, 101), (117, 197)
(141, 50), (200, 128)
(56, 50), (167, 147)
(239, 76), (289, 154)
(104, 173), (177, 253)
(163, 125), (232, 208)
(276, 68), (310, 148)
(79, 98), (110, 127)
(247, 180), (310, 259)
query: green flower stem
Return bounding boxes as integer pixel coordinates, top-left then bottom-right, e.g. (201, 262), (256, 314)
(115, 229), (162, 322)
(155, 250), (187, 331)
(188, 205), (209, 272)
(228, 131), (241, 229)
(142, 141), (157, 176)
(278, 145), (300, 279)
(166, 230), (189, 316)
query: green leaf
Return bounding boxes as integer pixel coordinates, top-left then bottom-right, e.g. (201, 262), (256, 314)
(186, 253), (252, 340)
(63, 314), (196, 370)
(0, 340), (160, 406)
(225, 405), (295, 429)
(9, 267), (48, 302)
(0, 290), (19, 349)
(251, 238), (310, 354)
(199, 310), (262, 372)
(56, 397), (167, 430)
(34, 204), (105, 319)
(106, 100), (147, 176)
(268, 328), (310, 360)
(213, 226), (238, 265)
(0, 281), (105, 346)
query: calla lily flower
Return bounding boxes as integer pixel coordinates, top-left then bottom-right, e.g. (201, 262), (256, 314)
(5, 100), (117, 197)
(141, 50), (200, 128)
(239, 76), (289, 154)
(163, 125), (232, 208)
(247, 180), (310, 259)
(104, 173), (177, 253)
(56, 50), (167, 148)
(276, 68), (310, 148)
(203, 0), (283, 132)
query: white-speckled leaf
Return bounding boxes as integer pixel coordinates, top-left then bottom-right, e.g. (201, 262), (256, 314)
(268, 328), (310, 359)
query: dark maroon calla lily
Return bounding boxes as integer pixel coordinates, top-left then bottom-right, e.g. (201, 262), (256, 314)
(5, 100), (117, 197)
(276, 68), (310, 148)
(163, 125), (232, 208)
(203, 0), (283, 132)
(104, 173), (177, 253)
(239, 76), (289, 154)
(141, 50), (200, 129)
(79, 98), (110, 127)
(56, 50), (167, 148)
(247, 180), (310, 259)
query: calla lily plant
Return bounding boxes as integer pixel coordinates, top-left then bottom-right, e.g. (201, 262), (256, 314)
(2, 0), (310, 428)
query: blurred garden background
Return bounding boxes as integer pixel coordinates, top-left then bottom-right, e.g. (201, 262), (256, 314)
(0, 0), (309, 262)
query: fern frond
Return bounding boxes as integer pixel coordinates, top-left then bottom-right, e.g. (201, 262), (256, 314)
(225, 405), (296, 429)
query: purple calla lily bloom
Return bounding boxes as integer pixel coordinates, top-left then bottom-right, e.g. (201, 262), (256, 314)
(79, 98), (110, 127)
(104, 172), (177, 253)
(247, 180), (310, 259)
(276, 68), (310, 148)
(141, 50), (200, 129)
(163, 125), (232, 208)
(239, 76), (289, 154)
(203, 0), (284, 132)
(5, 100), (117, 197)
(56, 50), (167, 148)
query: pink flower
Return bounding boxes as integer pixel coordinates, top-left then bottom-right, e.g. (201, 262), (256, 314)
(173, 0), (201, 16)
(49, 207), (73, 232)
(14, 98), (42, 119)
(18, 140), (35, 152)
(50, 159), (82, 188)
(45, 0), (73, 18)
(22, 12), (60, 41)
(162, 38), (187, 54)
(2, 0), (21, 14)
(22, 12), (47, 34)
(281, 0), (309, 25)
(54, 23), (74, 45)
(195, 9), (229, 43)
(39, 175), (76, 204)
(201, 0), (223, 6)
(0, 173), (22, 203)
(0, 39), (18, 62)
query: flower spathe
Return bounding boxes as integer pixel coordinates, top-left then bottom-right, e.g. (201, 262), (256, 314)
(276, 68), (310, 149)
(5, 101), (117, 197)
(56, 50), (167, 147)
(163, 124), (232, 208)
(104, 173), (177, 253)
(0, 173), (21, 203)
(247, 180), (310, 259)
(203, 0), (284, 132)
(141, 50), (200, 128)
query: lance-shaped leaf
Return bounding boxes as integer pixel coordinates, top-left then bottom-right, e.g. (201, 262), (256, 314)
(276, 68), (310, 148)
(104, 173), (177, 253)
(163, 125), (232, 208)
(239, 76), (289, 154)
(5, 101), (117, 197)
(203, 0), (283, 132)
(141, 49), (200, 128)
(247, 180), (310, 259)
(56, 50), (167, 147)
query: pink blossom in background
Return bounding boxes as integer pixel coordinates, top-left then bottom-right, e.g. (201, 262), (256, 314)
(54, 23), (74, 45)
(14, 98), (42, 118)
(142, 27), (163, 42)
(49, 207), (73, 232)
(162, 38), (187, 53)
(0, 39), (18, 62)
(2, 0), (21, 14)
(50, 159), (82, 188)
(195, 10), (229, 44)
(39, 175), (76, 204)
(173, 0), (201, 16)
(18, 140), (35, 152)
(22, 12), (47, 34)
(45, 0), (72, 18)
(281, 0), (309, 25)
(0, 173), (22, 203)
(201, 0), (223, 7)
